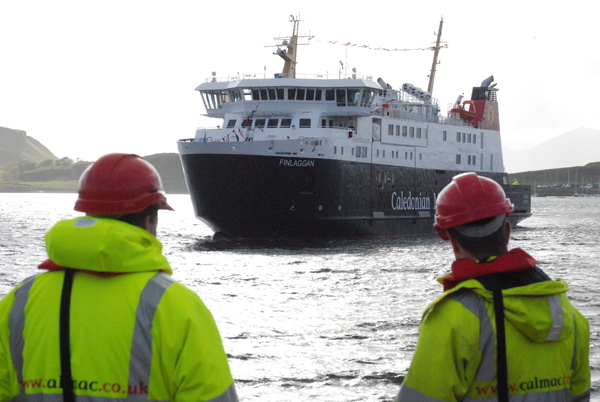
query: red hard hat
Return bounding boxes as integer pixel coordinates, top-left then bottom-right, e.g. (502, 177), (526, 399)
(434, 172), (513, 232)
(74, 153), (174, 215)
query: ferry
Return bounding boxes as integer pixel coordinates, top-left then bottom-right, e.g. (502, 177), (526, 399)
(177, 16), (531, 240)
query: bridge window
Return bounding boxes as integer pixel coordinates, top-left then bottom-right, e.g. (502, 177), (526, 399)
(360, 90), (375, 107)
(348, 89), (360, 106)
(388, 124), (394, 136)
(299, 118), (311, 128)
(456, 154), (461, 164)
(227, 119), (236, 128)
(416, 128), (422, 138)
(255, 119), (266, 128)
(325, 89), (335, 101)
(201, 92), (221, 110)
(268, 119), (278, 128)
(410, 127), (415, 138)
(229, 90), (242, 102)
(336, 89), (347, 106)
(281, 119), (292, 128)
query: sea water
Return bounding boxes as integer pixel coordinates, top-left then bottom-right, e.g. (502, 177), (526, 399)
(0, 193), (598, 401)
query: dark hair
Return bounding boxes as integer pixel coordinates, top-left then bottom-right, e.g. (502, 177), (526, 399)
(118, 203), (159, 227)
(447, 216), (509, 259)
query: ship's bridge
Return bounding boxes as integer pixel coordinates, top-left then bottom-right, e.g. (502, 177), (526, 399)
(196, 77), (401, 118)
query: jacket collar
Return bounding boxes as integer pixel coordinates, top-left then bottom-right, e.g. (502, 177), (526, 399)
(442, 248), (537, 291)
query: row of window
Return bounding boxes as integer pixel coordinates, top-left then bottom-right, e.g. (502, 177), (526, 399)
(329, 146), (425, 162)
(388, 124), (426, 138)
(227, 118), (311, 129)
(442, 130), (478, 144)
(456, 154), (478, 165)
(203, 87), (378, 110)
(228, 118), (357, 130)
(375, 149), (423, 161)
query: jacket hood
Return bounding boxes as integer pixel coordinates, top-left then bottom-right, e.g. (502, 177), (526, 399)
(43, 217), (172, 275)
(434, 248), (575, 343)
(461, 279), (574, 343)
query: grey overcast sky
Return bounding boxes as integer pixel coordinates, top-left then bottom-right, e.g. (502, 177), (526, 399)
(0, 0), (597, 161)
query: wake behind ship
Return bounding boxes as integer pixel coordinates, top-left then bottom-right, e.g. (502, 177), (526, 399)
(177, 16), (531, 241)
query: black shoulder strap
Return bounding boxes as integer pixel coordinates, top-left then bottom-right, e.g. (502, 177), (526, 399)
(60, 269), (76, 402)
(492, 289), (509, 402)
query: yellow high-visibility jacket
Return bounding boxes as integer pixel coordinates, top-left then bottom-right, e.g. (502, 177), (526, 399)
(0, 217), (237, 401)
(396, 260), (590, 401)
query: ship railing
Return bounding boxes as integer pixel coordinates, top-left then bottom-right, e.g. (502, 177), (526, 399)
(375, 107), (442, 124)
(203, 72), (375, 83)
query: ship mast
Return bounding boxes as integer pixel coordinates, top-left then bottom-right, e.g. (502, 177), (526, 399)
(427, 18), (444, 96)
(274, 15), (309, 79)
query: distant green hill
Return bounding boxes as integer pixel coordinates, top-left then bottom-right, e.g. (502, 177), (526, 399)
(0, 127), (188, 192)
(143, 153), (188, 194)
(0, 126), (58, 167)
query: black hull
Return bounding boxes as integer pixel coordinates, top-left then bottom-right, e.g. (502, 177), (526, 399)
(179, 153), (531, 240)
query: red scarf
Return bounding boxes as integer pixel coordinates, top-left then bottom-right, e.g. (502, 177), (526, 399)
(442, 248), (537, 291)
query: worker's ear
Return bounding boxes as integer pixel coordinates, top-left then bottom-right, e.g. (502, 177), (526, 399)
(435, 226), (449, 241)
(140, 215), (157, 236)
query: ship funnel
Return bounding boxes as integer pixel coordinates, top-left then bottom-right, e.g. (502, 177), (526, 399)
(480, 76), (494, 88)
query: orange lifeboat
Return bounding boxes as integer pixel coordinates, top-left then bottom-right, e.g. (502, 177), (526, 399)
(451, 100), (477, 120)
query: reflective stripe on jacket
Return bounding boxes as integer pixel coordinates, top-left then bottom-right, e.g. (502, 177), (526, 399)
(0, 217), (237, 401)
(396, 278), (590, 402)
